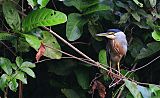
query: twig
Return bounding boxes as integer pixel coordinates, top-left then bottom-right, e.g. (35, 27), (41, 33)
(71, 42), (90, 45)
(0, 41), (17, 56)
(129, 55), (160, 72)
(116, 84), (125, 98)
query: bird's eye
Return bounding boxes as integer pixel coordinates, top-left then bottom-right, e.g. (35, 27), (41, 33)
(108, 32), (114, 35)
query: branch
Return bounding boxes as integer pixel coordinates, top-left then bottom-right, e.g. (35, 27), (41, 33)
(129, 55), (160, 72)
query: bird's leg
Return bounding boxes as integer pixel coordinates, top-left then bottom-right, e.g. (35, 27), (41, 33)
(117, 62), (120, 75)
(108, 60), (113, 77)
(109, 60), (112, 72)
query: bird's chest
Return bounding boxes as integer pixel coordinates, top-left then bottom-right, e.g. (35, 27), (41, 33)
(109, 40), (124, 57)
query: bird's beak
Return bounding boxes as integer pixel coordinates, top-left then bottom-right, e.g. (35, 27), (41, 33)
(96, 33), (115, 39)
(96, 33), (107, 37)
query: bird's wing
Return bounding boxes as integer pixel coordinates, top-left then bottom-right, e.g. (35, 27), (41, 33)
(113, 39), (126, 55)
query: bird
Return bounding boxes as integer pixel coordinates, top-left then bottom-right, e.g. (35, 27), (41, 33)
(96, 29), (127, 74)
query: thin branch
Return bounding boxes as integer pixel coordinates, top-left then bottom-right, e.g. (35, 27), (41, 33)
(0, 41), (17, 56)
(129, 55), (160, 72)
(71, 42), (90, 45)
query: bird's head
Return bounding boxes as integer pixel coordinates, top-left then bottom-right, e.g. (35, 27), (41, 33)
(96, 29), (125, 40)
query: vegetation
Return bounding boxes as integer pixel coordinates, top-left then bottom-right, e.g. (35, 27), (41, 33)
(0, 0), (160, 98)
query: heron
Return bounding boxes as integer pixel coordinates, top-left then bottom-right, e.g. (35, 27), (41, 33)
(96, 29), (127, 74)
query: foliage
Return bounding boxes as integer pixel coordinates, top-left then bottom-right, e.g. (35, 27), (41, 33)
(0, 0), (160, 98)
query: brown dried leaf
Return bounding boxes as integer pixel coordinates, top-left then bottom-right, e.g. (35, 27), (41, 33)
(96, 81), (106, 98)
(36, 43), (46, 61)
(91, 80), (106, 98)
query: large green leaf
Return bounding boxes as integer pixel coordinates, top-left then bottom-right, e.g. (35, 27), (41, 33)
(0, 57), (12, 75)
(37, 0), (50, 8)
(61, 89), (80, 98)
(22, 8), (67, 32)
(26, 0), (37, 8)
(149, 0), (157, 7)
(8, 78), (18, 92)
(0, 33), (15, 41)
(83, 4), (111, 15)
(42, 31), (62, 59)
(136, 42), (160, 59)
(74, 67), (89, 89)
(2, 0), (21, 30)
(66, 13), (87, 41)
(152, 30), (160, 41)
(124, 79), (142, 98)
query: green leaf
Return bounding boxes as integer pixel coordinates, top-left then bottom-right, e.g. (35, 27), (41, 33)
(149, 0), (157, 7)
(9, 78), (18, 92)
(74, 67), (89, 89)
(26, 0), (37, 8)
(66, 13), (87, 41)
(0, 74), (8, 91)
(61, 89), (80, 98)
(21, 61), (36, 68)
(24, 34), (41, 50)
(22, 8), (67, 32)
(116, 1), (129, 10)
(12, 37), (31, 53)
(2, 0), (21, 30)
(124, 79), (142, 98)
(37, 0), (50, 8)
(20, 67), (35, 78)
(131, 11), (140, 22)
(0, 57), (12, 75)
(136, 42), (160, 59)
(16, 57), (23, 67)
(128, 37), (143, 58)
(88, 21), (103, 41)
(0, 33), (15, 41)
(137, 85), (152, 98)
(149, 84), (160, 95)
(63, 0), (102, 11)
(11, 64), (17, 70)
(98, 49), (108, 66)
(132, 0), (143, 7)
(15, 71), (27, 84)
(152, 30), (160, 41)
(119, 13), (130, 24)
(146, 15), (155, 28)
(42, 31), (62, 59)
(83, 4), (111, 15)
